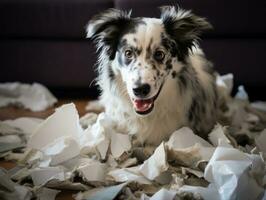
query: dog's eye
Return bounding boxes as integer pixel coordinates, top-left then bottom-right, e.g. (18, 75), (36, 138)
(154, 50), (165, 62)
(125, 49), (133, 59)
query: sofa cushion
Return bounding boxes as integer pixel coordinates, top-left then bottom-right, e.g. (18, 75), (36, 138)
(0, 39), (97, 87)
(0, 0), (113, 39)
(115, 0), (266, 37)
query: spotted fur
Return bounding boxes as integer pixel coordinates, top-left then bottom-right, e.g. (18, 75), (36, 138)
(87, 6), (218, 145)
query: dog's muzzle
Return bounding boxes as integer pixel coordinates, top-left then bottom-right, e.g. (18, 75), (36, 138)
(132, 83), (164, 115)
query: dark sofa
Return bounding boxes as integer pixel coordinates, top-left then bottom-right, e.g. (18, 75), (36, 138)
(0, 0), (266, 100)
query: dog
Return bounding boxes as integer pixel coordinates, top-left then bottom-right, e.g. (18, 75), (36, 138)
(86, 6), (218, 146)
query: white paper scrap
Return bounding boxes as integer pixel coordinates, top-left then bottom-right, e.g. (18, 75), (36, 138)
(43, 137), (80, 166)
(108, 166), (151, 184)
(0, 82), (57, 111)
(111, 132), (131, 158)
(74, 182), (127, 200)
(77, 159), (107, 182)
(251, 101), (266, 112)
(3, 117), (44, 135)
(204, 147), (264, 200)
(0, 134), (24, 152)
(167, 127), (212, 150)
(28, 103), (83, 150)
(180, 147), (266, 200)
(36, 187), (60, 200)
(139, 142), (168, 180)
(149, 188), (177, 200)
(30, 167), (65, 186)
(166, 127), (214, 167)
(80, 113), (113, 159)
(235, 85), (249, 101)
(208, 124), (231, 147)
(1, 185), (32, 200)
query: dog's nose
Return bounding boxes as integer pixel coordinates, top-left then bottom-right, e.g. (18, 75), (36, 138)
(133, 83), (151, 97)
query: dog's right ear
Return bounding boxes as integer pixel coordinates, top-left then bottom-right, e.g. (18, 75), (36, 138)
(86, 9), (132, 60)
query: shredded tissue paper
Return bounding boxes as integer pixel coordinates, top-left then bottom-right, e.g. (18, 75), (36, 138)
(0, 74), (266, 200)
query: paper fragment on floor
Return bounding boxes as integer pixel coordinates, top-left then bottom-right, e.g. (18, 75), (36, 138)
(0, 82), (57, 111)
(110, 132), (131, 158)
(30, 166), (65, 186)
(180, 147), (265, 200)
(108, 166), (151, 184)
(74, 182), (127, 200)
(208, 124), (231, 147)
(36, 187), (60, 200)
(139, 142), (168, 180)
(77, 158), (107, 182)
(3, 117), (44, 135)
(166, 127), (214, 167)
(28, 103), (83, 150)
(43, 137), (80, 166)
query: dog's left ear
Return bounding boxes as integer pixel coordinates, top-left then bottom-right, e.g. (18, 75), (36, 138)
(86, 9), (132, 60)
(160, 6), (212, 59)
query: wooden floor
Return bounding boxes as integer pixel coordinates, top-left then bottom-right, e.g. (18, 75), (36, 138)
(0, 99), (90, 200)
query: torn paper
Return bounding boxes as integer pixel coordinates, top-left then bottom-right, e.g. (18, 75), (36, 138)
(80, 113), (129, 160)
(208, 124), (231, 147)
(77, 158), (107, 182)
(143, 188), (177, 200)
(43, 137), (80, 166)
(235, 85), (249, 101)
(80, 113), (113, 159)
(30, 166), (65, 186)
(28, 103), (83, 150)
(166, 127), (214, 167)
(0, 82), (57, 111)
(3, 117), (43, 135)
(251, 101), (266, 112)
(0, 168), (32, 200)
(110, 132), (131, 159)
(139, 142), (168, 180)
(167, 127), (212, 149)
(74, 182), (127, 200)
(0, 134), (24, 152)
(181, 147), (265, 200)
(108, 166), (151, 185)
(35, 187), (60, 200)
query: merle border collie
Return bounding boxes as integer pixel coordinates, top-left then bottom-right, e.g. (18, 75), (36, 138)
(86, 6), (218, 145)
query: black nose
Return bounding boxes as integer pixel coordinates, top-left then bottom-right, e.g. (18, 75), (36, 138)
(133, 84), (151, 97)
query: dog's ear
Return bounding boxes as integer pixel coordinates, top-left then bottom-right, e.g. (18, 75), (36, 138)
(86, 9), (132, 60)
(160, 6), (212, 60)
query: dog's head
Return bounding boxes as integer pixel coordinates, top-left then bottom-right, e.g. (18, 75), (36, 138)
(87, 6), (211, 115)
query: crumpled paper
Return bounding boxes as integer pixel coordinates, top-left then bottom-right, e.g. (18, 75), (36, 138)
(0, 82), (57, 111)
(1, 73), (266, 200)
(180, 146), (266, 200)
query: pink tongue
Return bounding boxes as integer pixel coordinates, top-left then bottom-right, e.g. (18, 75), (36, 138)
(133, 99), (153, 112)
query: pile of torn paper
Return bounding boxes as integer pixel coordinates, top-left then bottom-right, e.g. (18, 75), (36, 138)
(1, 74), (266, 200)
(0, 82), (57, 111)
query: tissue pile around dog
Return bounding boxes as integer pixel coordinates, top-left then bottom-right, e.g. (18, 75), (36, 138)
(1, 74), (266, 200)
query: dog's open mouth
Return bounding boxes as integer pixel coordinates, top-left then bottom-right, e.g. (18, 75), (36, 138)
(132, 84), (163, 115)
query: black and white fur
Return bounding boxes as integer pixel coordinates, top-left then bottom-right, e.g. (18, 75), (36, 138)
(87, 6), (218, 145)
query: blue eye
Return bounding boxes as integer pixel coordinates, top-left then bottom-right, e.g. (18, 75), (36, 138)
(154, 50), (165, 61)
